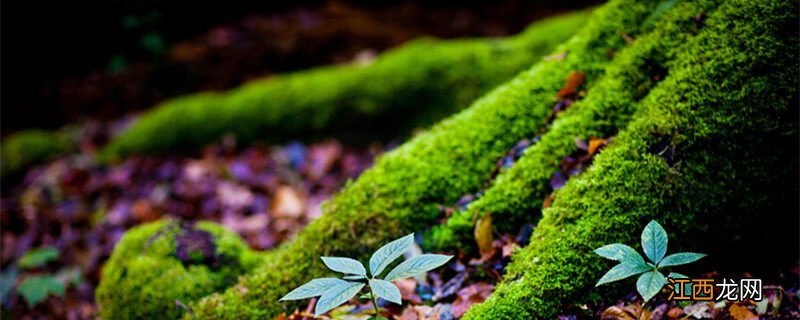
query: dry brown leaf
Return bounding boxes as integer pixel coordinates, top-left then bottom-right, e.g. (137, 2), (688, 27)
(557, 71), (585, 98)
(601, 305), (651, 320)
(394, 278), (423, 304)
(132, 199), (159, 222)
(398, 305), (437, 320)
(588, 137), (607, 155)
(543, 193), (555, 209)
(474, 214), (495, 258)
(729, 304), (758, 320)
(666, 307), (684, 319)
(501, 239), (520, 258)
(271, 186), (305, 218)
(451, 283), (494, 317)
(307, 140), (342, 180)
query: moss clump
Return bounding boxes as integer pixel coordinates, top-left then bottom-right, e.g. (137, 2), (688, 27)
(464, 0), (798, 318)
(1, 130), (72, 178)
(96, 220), (264, 319)
(98, 11), (591, 159)
(188, 1), (660, 318)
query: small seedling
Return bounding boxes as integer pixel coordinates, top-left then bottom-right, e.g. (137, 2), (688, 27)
(595, 220), (705, 303)
(280, 233), (452, 318)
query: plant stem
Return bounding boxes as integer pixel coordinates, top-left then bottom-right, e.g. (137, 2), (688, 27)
(637, 301), (648, 320)
(367, 283), (381, 317)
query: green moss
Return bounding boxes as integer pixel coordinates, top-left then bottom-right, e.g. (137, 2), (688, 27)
(96, 220), (265, 319)
(1, 130), (72, 177)
(98, 11), (591, 159)
(187, 1), (660, 318)
(464, 0), (798, 318)
(427, 0), (716, 252)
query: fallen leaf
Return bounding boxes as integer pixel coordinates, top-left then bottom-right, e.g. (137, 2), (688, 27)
(543, 193), (555, 209)
(451, 283), (494, 318)
(474, 214), (495, 258)
(501, 239), (520, 258)
(666, 307), (684, 319)
(557, 71), (585, 99)
(394, 278), (422, 304)
(398, 305), (437, 320)
(307, 140), (342, 180)
(271, 186), (305, 218)
(729, 303), (758, 320)
(683, 302), (712, 319)
(132, 199), (159, 222)
(432, 272), (467, 301)
(588, 138), (607, 156)
(601, 305), (651, 320)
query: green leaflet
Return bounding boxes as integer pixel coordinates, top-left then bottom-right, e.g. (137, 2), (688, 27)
(369, 279), (402, 304)
(280, 278), (348, 301)
(315, 282), (364, 316)
(321, 257), (367, 276)
(369, 233), (414, 278)
(641, 220), (668, 264)
(384, 254), (452, 281)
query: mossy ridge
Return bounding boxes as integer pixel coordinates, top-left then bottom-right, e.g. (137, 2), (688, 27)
(464, 0), (798, 318)
(95, 220), (265, 319)
(427, 0), (719, 252)
(98, 11), (591, 159)
(0, 130), (72, 178)
(187, 1), (661, 318)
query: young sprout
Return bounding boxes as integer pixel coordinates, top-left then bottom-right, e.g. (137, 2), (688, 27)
(280, 233), (452, 318)
(595, 220), (705, 319)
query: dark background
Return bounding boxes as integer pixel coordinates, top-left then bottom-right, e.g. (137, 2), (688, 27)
(1, 0), (600, 136)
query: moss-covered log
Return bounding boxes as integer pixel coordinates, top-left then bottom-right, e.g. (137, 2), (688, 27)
(186, 1), (661, 318)
(463, 0), (798, 318)
(99, 11), (590, 159)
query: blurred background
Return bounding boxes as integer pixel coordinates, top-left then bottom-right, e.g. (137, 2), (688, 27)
(2, 0), (600, 135)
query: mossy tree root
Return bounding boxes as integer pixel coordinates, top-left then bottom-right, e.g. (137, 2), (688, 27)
(98, 11), (591, 159)
(186, 1), (661, 318)
(464, 0), (798, 318)
(427, 0), (719, 253)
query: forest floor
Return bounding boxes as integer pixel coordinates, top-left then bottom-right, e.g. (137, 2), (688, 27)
(3, 119), (798, 319)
